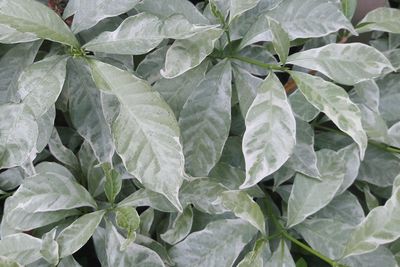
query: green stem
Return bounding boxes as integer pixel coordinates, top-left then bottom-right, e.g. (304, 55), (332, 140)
(315, 125), (400, 155)
(227, 55), (288, 71)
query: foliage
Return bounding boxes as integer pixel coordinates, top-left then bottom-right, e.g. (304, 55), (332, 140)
(0, 0), (399, 266)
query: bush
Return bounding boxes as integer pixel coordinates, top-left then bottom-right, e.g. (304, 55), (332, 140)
(0, 0), (399, 266)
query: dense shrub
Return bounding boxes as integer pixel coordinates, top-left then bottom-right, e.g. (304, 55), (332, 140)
(0, 0), (399, 266)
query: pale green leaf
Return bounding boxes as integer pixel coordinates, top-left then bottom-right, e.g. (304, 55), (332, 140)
(169, 219), (257, 267)
(64, 0), (140, 33)
(115, 206), (140, 236)
(266, 239), (296, 267)
(340, 246), (398, 267)
(154, 61), (208, 119)
(105, 222), (165, 267)
(341, 0), (357, 19)
(241, 72), (296, 188)
(0, 233), (42, 265)
(356, 7), (400, 34)
(0, 0), (79, 47)
(136, 46), (168, 84)
(118, 189), (177, 213)
(217, 190), (266, 234)
(57, 210), (105, 258)
(0, 41), (41, 104)
(89, 59), (185, 211)
(17, 55), (68, 118)
(161, 28), (223, 78)
(40, 229), (58, 265)
(363, 185), (380, 211)
(287, 44), (394, 85)
(161, 205), (193, 245)
(343, 178), (400, 257)
(67, 58), (115, 163)
(36, 105), (55, 153)
(287, 149), (345, 228)
(229, 0), (260, 23)
(290, 71), (367, 158)
(0, 24), (38, 44)
(289, 89), (320, 122)
(0, 103), (38, 169)
(58, 256), (82, 267)
(135, 0), (209, 24)
(179, 61), (232, 176)
(102, 164), (122, 204)
(83, 13), (163, 55)
(237, 239), (271, 267)
(267, 17), (290, 64)
(265, 0), (355, 40)
(0, 256), (22, 267)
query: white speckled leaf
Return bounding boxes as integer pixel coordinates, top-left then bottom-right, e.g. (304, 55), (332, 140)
(356, 7), (400, 34)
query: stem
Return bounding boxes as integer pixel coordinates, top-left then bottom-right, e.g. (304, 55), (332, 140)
(228, 55), (289, 71)
(315, 125), (400, 155)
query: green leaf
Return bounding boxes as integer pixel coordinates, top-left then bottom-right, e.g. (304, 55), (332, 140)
(336, 143), (360, 194)
(237, 239), (271, 267)
(17, 55), (68, 118)
(0, 256), (22, 267)
(102, 164), (122, 205)
(343, 175), (400, 257)
(290, 71), (367, 159)
(169, 219), (257, 267)
(265, 0), (355, 40)
(287, 44), (394, 85)
(160, 205), (193, 245)
(340, 246), (398, 267)
(241, 72), (296, 188)
(154, 61), (208, 119)
(0, 103), (38, 169)
(105, 222), (165, 267)
(63, 0), (140, 33)
(0, 0), (79, 47)
(217, 190), (266, 234)
(0, 41), (42, 104)
(287, 149), (345, 228)
(0, 233), (42, 265)
(161, 28), (223, 78)
(115, 206), (140, 240)
(341, 0), (357, 19)
(0, 24), (38, 44)
(83, 13), (163, 55)
(266, 240), (296, 267)
(179, 61), (232, 176)
(229, 0), (260, 23)
(67, 58), (115, 164)
(135, 0), (209, 25)
(356, 7), (400, 34)
(89, 59), (185, 211)
(57, 210), (105, 258)
(267, 17), (290, 64)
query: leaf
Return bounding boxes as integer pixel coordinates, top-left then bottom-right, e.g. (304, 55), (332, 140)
(154, 60), (208, 119)
(118, 189), (177, 213)
(0, 103), (38, 169)
(266, 240), (296, 267)
(102, 163), (122, 204)
(290, 71), (367, 159)
(169, 219), (257, 267)
(336, 143), (360, 194)
(232, 66), (262, 117)
(0, 0), (79, 47)
(217, 190), (266, 234)
(237, 239), (271, 267)
(7, 169), (97, 214)
(341, 0), (357, 19)
(0, 24), (38, 44)
(57, 210), (105, 258)
(17, 55), (68, 118)
(161, 28), (223, 78)
(83, 13), (163, 55)
(160, 205), (193, 245)
(241, 72), (296, 188)
(0, 41), (42, 104)
(285, 119), (320, 178)
(179, 61), (232, 177)
(36, 105), (56, 153)
(105, 222), (165, 267)
(343, 175), (400, 257)
(115, 206), (140, 241)
(63, 0), (140, 33)
(58, 256), (82, 267)
(67, 58), (115, 163)
(287, 149), (345, 228)
(295, 218), (354, 260)
(229, 0), (260, 23)
(267, 17), (290, 64)
(287, 44), (394, 85)
(340, 246), (398, 267)
(40, 228), (59, 265)
(0, 233), (42, 265)
(89, 59), (185, 211)
(0, 256), (22, 267)
(265, 0), (355, 40)
(356, 7), (400, 34)
(135, 0), (209, 25)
